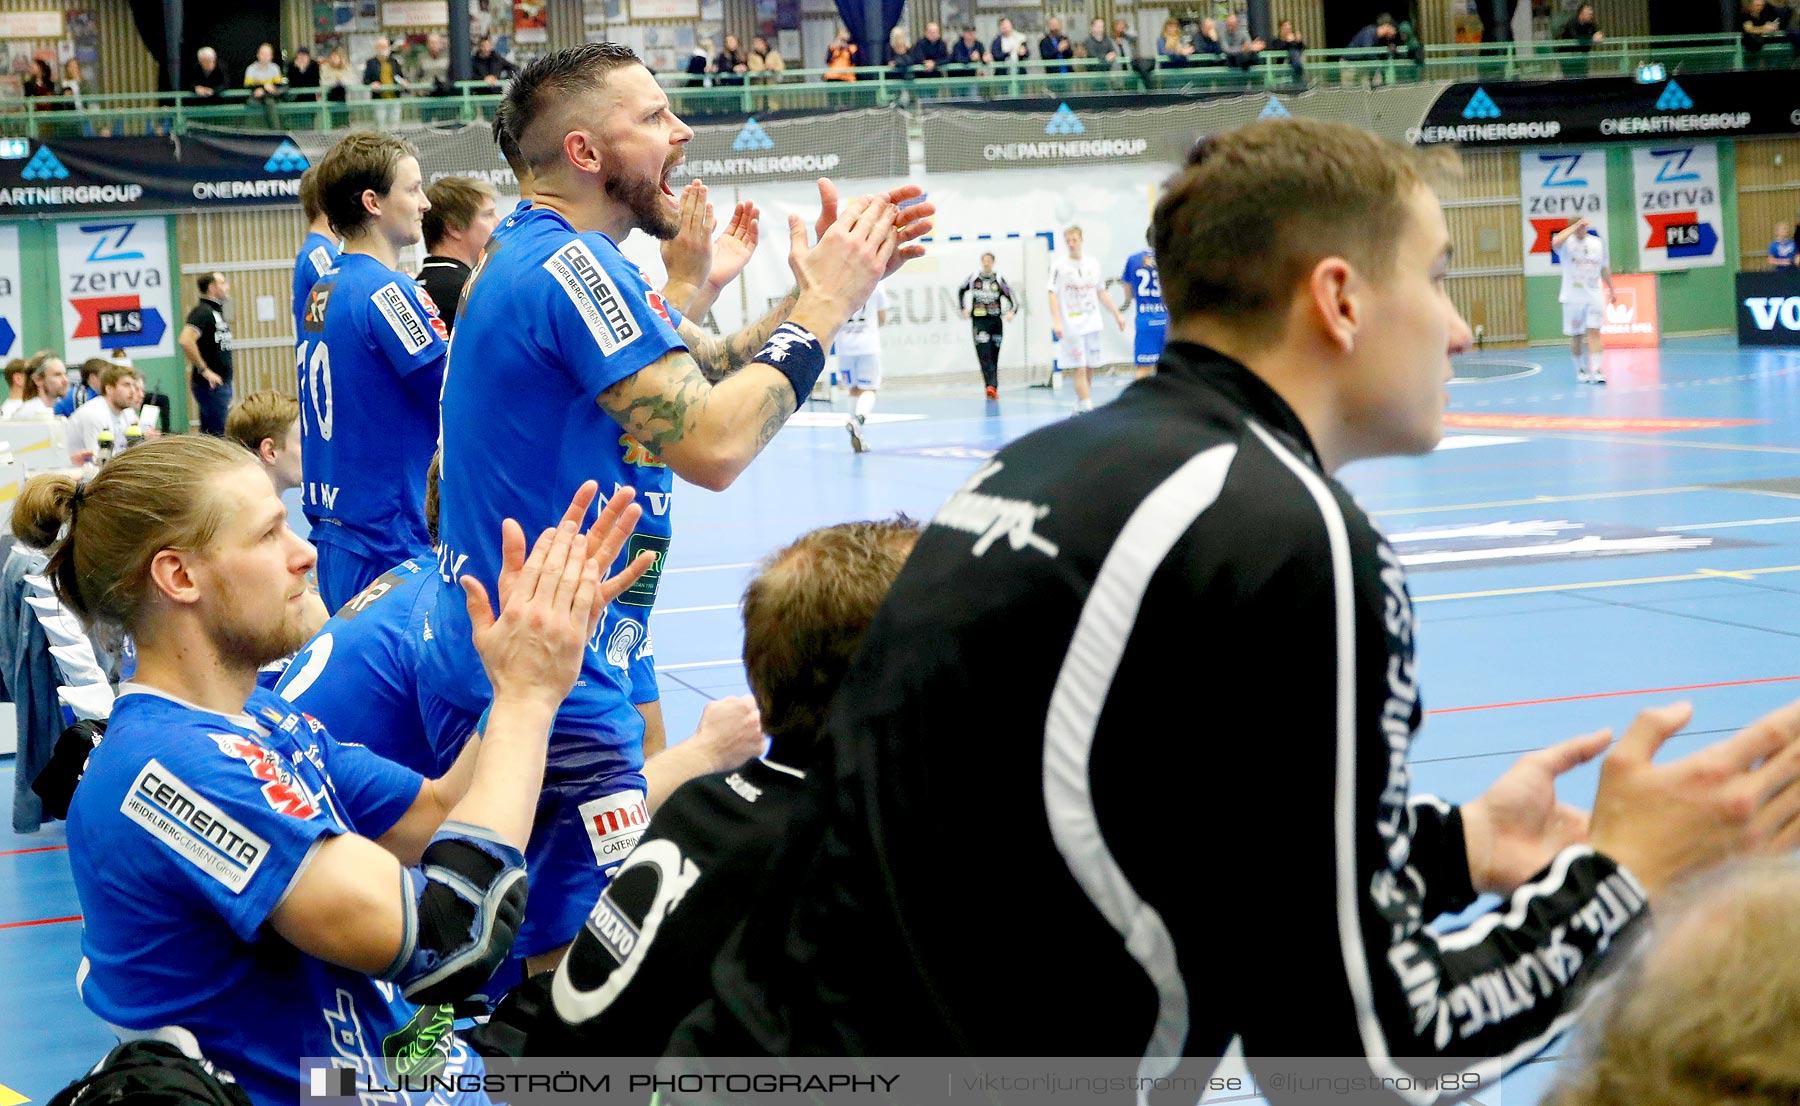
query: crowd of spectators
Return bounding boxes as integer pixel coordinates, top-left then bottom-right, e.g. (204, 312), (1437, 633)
(175, 34), (518, 115)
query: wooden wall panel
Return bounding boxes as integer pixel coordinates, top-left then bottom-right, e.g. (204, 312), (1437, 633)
(1736, 136), (1800, 271)
(1440, 149), (1527, 343)
(177, 207), (307, 396)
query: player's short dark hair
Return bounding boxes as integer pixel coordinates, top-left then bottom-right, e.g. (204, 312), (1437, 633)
(1155, 118), (1450, 342)
(315, 131), (419, 239)
(503, 42), (647, 174)
(423, 176), (496, 248)
(298, 165), (325, 223)
(196, 272), (222, 295)
(742, 518), (921, 755)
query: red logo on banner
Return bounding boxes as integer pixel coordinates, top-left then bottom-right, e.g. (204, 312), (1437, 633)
(1643, 211), (1697, 250)
(70, 295), (140, 338)
(1529, 218), (1571, 255)
(1600, 272), (1660, 349)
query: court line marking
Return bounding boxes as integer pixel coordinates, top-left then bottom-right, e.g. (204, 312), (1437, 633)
(1428, 674), (1800, 716)
(0, 914), (80, 931)
(664, 562), (756, 575)
(1658, 515), (1800, 531)
(0, 1082), (27, 1106)
(0, 845), (65, 858)
(1413, 564), (1800, 603)
(1368, 486), (1704, 517)
(1524, 432), (1800, 456)
(653, 603), (737, 615)
(655, 659), (739, 672)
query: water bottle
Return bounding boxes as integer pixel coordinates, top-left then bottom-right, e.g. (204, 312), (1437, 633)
(96, 429), (115, 464)
(123, 424), (145, 451)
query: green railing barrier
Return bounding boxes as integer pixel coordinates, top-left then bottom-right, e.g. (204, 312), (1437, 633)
(0, 33), (1787, 136)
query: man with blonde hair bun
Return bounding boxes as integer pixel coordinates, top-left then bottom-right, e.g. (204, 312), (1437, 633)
(669, 119), (1800, 1094)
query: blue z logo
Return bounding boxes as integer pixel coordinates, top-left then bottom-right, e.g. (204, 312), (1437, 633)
(1538, 153), (1587, 188)
(80, 222), (145, 263)
(1651, 148), (1699, 183)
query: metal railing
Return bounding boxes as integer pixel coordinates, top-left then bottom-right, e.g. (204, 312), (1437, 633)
(0, 33), (1786, 135)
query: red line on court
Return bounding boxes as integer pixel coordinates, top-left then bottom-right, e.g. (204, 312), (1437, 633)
(0, 914), (80, 930)
(0, 845), (67, 857)
(1428, 674), (1800, 715)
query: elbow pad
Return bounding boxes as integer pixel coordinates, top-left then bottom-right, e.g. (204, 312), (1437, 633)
(382, 822), (528, 1005)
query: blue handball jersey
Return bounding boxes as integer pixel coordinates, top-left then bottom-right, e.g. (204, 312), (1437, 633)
(296, 253), (447, 570)
(68, 686), (491, 1106)
(1122, 249), (1167, 365)
(292, 232), (339, 332)
(426, 206), (683, 747)
(276, 559), (479, 777)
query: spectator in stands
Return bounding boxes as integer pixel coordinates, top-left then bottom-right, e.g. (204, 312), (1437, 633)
(56, 357), (101, 418)
(1741, 0), (1800, 58)
(824, 27), (858, 80)
(362, 36), (408, 127)
(1221, 13), (1265, 68)
(413, 31), (452, 96)
(1772, 222), (1796, 269)
(1081, 18), (1117, 68)
(286, 46), (320, 99)
(1275, 19), (1306, 82)
(715, 33), (749, 86)
(60, 58), (84, 111)
(65, 363), (140, 464)
(419, 176), (499, 336)
(1192, 17), (1225, 58)
(949, 24), (988, 81)
(2, 361), (33, 418)
(1039, 17), (1074, 73)
(1348, 14), (1398, 49)
(1541, 857), (1800, 1106)
(472, 34), (516, 90)
(911, 22), (949, 79)
(991, 17), (1031, 75)
(225, 392), (303, 495)
(1159, 18), (1194, 66)
(1110, 17), (1138, 63)
(178, 272), (234, 437)
(243, 43), (286, 127)
(888, 27), (913, 79)
(22, 58), (56, 98)
(14, 354), (67, 420)
(319, 45), (353, 115)
(1559, 4), (1604, 48)
(188, 46), (228, 98)
(747, 35), (784, 80)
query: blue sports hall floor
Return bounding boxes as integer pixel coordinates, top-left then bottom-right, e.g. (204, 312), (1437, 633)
(5, 334), (1800, 1104)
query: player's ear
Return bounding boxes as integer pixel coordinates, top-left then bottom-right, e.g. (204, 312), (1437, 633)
(1307, 256), (1358, 353)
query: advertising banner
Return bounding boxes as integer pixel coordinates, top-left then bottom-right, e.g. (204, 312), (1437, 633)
(1519, 148), (1608, 277)
(0, 131), (309, 214)
(1409, 71), (1800, 147)
(1599, 272), (1658, 348)
(0, 225), (20, 359)
(56, 216), (175, 360)
(1630, 143), (1724, 272)
(1737, 270), (1800, 347)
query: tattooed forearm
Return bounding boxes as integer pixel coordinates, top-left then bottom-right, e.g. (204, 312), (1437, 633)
(682, 288), (802, 384)
(754, 382), (791, 450)
(598, 356), (710, 457)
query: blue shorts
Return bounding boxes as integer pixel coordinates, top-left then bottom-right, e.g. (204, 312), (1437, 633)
(314, 542), (392, 613)
(1135, 320), (1168, 366)
(513, 735), (649, 960)
(420, 684), (484, 777)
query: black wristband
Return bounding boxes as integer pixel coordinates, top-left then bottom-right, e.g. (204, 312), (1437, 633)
(753, 322), (827, 411)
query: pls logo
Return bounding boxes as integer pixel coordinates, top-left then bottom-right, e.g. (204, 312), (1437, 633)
(1642, 211), (1717, 258)
(71, 297), (168, 349)
(71, 295), (166, 347)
